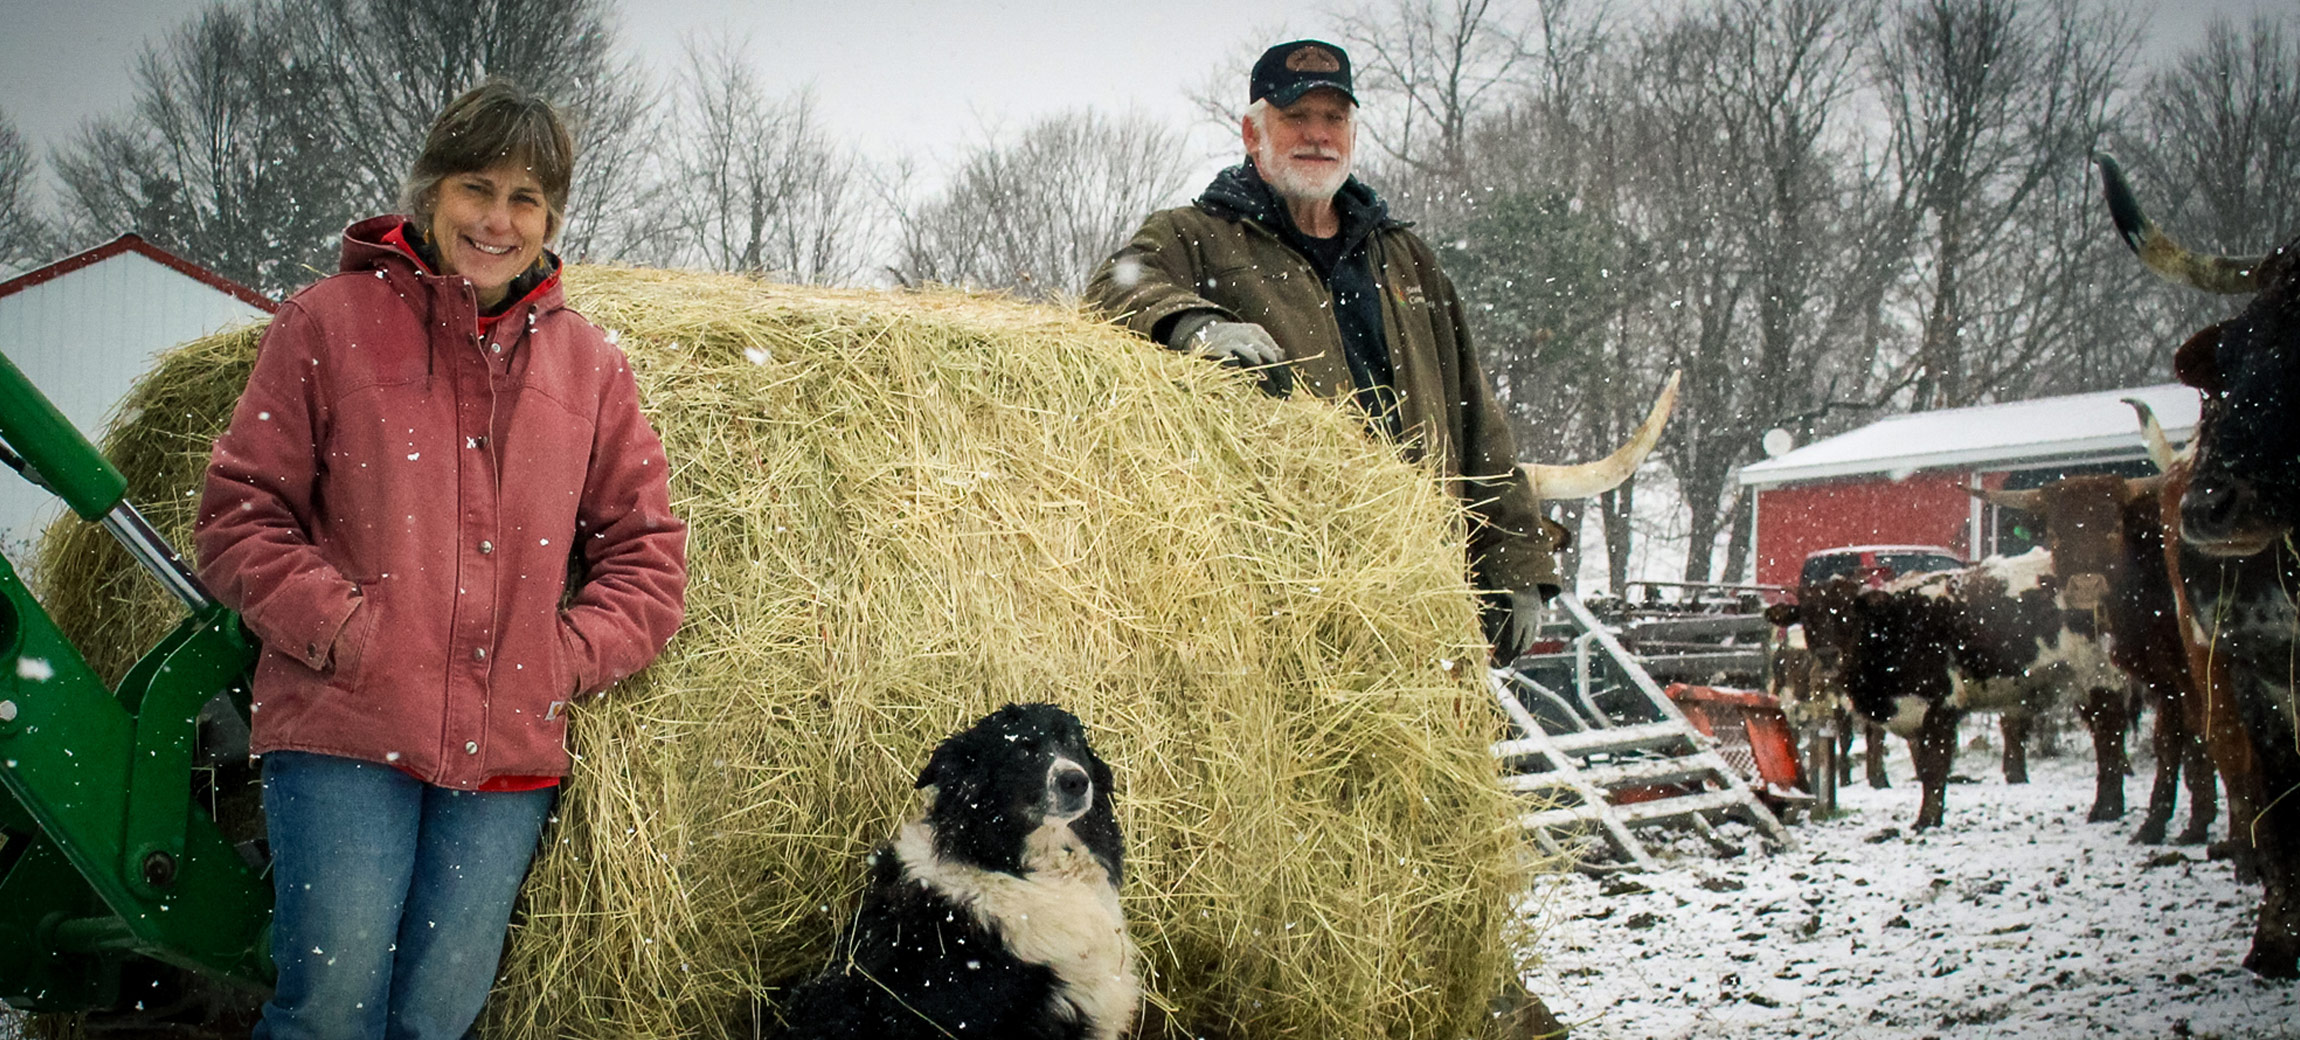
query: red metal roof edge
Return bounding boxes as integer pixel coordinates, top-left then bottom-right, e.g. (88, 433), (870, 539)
(0, 233), (278, 313)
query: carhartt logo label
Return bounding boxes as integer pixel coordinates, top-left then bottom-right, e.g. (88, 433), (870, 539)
(1287, 46), (1341, 73)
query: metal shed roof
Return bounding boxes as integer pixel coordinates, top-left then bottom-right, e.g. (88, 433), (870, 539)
(1737, 383), (2199, 488)
(0, 233), (275, 312)
(1, 234), (274, 554)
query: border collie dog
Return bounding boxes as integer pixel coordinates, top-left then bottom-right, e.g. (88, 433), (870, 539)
(781, 703), (1137, 1040)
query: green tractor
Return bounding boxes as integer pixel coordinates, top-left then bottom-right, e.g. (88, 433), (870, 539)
(0, 349), (272, 1029)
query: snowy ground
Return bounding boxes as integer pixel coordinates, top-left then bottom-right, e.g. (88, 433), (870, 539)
(1522, 739), (2299, 1039)
(9, 729), (2294, 1039)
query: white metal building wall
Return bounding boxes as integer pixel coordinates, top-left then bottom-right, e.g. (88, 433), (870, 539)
(0, 251), (270, 561)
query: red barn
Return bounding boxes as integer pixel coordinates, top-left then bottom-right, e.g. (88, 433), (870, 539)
(1736, 384), (2198, 588)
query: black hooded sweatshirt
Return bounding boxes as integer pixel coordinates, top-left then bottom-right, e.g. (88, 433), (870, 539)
(1194, 162), (1404, 438)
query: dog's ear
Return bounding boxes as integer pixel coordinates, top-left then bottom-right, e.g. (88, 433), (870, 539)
(1086, 744), (1114, 795)
(916, 737), (961, 790)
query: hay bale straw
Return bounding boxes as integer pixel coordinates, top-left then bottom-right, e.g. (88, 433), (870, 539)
(36, 268), (1547, 1039)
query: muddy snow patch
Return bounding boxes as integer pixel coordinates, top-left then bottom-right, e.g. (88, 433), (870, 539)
(1526, 751), (2297, 1038)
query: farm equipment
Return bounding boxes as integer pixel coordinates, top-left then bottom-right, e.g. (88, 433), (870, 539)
(1491, 586), (1800, 870)
(0, 349), (271, 1020)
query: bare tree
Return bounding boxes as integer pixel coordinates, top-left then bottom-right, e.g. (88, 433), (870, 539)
(280, 0), (657, 260)
(2073, 11), (2300, 381)
(0, 111), (57, 270)
(657, 38), (873, 283)
(1183, 22), (1314, 132)
(1472, 0), (1883, 586)
(53, 2), (349, 296)
(2133, 14), (2300, 253)
(1615, 17), (1750, 584)
(1871, 0), (2138, 409)
(1337, 0), (1539, 217)
(890, 109), (1195, 300)
(52, 0), (658, 293)
(1698, 0), (1881, 584)
(1339, 0), (1531, 182)
(1434, 0), (1642, 589)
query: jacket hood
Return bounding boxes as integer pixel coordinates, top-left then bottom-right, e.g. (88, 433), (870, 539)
(340, 214), (565, 318)
(1194, 162), (1397, 246)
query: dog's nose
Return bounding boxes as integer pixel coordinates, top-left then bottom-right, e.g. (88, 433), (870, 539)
(1051, 761), (1092, 815)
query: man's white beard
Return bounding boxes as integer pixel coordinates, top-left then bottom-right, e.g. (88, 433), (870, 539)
(1256, 142), (1349, 204)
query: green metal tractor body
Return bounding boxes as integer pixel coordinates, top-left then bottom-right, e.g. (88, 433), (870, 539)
(0, 349), (273, 1014)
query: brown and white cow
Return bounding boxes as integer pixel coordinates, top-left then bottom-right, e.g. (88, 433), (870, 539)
(1975, 467), (2222, 847)
(1770, 550), (2132, 832)
(2097, 152), (2299, 977)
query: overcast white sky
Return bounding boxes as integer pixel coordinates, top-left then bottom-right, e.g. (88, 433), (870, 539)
(0, 0), (2284, 203)
(0, 0), (1340, 185)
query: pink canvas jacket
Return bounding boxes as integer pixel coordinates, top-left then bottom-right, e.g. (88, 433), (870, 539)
(196, 215), (687, 788)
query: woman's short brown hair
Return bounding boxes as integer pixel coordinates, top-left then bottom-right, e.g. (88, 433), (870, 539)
(400, 80), (577, 241)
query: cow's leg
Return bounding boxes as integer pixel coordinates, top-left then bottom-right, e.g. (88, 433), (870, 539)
(2194, 707), (2265, 882)
(2078, 687), (2128, 822)
(2242, 800), (2298, 978)
(2175, 737), (2217, 844)
(1910, 707), (1962, 831)
(2215, 771), (2263, 885)
(2134, 696), (2183, 844)
(2248, 876), (2300, 979)
(1999, 710), (2031, 785)
(1836, 710), (1857, 786)
(1864, 720), (1892, 789)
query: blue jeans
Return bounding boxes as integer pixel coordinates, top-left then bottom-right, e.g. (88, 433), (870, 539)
(255, 751), (554, 1040)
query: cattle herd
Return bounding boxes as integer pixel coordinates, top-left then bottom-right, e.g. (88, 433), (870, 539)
(1761, 156), (2299, 980)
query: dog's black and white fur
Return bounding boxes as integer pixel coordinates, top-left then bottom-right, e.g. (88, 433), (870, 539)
(780, 703), (1137, 1040)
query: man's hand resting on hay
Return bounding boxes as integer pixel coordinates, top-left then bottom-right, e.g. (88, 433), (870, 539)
(1490, 589), (1545, 663)
(1168, 313), (1283, 368)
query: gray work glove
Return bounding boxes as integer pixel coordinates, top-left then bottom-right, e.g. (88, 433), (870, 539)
(1168, 313), (1284, 367)
(1485, 589), (1546, 663)
(1166, 312), (1292, 395)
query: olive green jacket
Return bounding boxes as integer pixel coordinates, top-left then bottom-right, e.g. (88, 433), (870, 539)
(1085, 169), (1561, 596)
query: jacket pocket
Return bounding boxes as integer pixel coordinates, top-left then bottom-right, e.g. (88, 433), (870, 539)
(328, 580), (384, 691)
(554, 612), (586, 700)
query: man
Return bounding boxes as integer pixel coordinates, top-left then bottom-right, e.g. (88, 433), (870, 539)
(1086, 39), (1559, 661)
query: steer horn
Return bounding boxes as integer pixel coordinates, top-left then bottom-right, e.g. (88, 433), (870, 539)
(1521, 371), (1681, 501)
(1970, 485), (2045, 512)
(2122, 396), (2178, 473)
(2094, 153), (2265, 295)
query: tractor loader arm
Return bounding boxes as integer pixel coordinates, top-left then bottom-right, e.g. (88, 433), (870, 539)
(0, 349), (272, 1015)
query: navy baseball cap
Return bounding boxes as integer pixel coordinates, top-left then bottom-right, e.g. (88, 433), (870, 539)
(1250, 40), (1356, 107)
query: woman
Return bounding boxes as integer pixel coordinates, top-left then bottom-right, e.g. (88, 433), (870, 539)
(195, 81), (688, 1039)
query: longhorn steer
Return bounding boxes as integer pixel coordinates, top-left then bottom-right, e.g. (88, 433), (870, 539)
(1771, 551), (2131, 831)
(1978, 472), (2221, 846)
(2098, 153), (2300, 977)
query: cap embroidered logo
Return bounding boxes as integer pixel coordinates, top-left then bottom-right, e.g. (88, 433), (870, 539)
(1287, 46), (1342, 73)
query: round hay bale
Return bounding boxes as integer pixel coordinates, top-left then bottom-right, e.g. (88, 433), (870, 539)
(35, 268), (1549, 1039)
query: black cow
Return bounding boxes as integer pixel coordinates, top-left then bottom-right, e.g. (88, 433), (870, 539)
(1771, 550), (2132, 832)
(2098, 153), (2299, 978)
